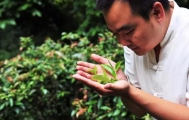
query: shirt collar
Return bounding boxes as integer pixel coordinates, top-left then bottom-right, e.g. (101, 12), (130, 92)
(160, 1), (178, 47)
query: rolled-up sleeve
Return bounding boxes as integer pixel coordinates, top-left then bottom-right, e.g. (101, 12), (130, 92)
(124, 47), (140, 88)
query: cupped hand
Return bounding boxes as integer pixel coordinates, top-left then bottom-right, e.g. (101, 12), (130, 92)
(76, 54), (127, 80)
(73, 54), (130, 96)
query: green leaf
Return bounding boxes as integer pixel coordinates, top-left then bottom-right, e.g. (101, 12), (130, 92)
(101, 64), (116, 78)
(88, 66), (97, 75)
(15, 102), (23, 106)
(113, 109), (120, 116)
(121, 112), (127, 117)
(0, 104), (5, 110)
(115, 61), (122, 72)
(41, 88), (48, 95)
(108, 112), (114, 117)
(0, 19), (16, 29)
(97, 98), (103, 109)
(32, 9), (42, 17)
(18, 4), (32, 11)
(0, 23), (5, 29)
(100, 106), (111, 111)
(9, 98), (13, 107)
(101, 66), (108, 78)
(92, 74), (110, 84)
(14, 108), (20, 114)
(108, 60), (114, 68)
(97, 114), (107, 120)
(110, 78), (116, 83)
(29, 89), (36, 96)
(71, 110), (76, 117)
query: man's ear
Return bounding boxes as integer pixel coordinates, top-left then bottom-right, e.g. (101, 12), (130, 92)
(152, 2), (165, 22)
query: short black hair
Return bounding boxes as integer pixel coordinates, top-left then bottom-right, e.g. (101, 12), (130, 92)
(96, 0), (170, 20)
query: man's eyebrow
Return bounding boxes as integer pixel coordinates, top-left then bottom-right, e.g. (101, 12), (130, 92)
(116, 24), (132, 32)
(106, 24), (133, 33)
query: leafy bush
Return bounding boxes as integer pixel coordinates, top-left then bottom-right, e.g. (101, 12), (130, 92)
(0, 32), (152, 120)
(0, 32), (153, 120)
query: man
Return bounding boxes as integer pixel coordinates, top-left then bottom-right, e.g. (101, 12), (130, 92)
(73, 0), (189, 119)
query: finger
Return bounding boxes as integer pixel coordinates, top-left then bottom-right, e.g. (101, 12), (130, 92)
(73, 73), (100, 87)
(104, 80), (130, 96)
(104, 80), (128, 90)
(77, 70), (92, 79)
(77, 61), (95, 69)
(91, 54), (115, 66)
(76, 65), (92, 73)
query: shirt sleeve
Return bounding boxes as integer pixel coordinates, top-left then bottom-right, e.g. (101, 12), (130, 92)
(123, 46), (141, 88)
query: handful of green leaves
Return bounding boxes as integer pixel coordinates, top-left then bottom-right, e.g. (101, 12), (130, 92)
(88, 60), (122, 84)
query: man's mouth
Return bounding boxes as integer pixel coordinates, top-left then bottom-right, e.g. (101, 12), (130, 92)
(128, 45), (138, 50)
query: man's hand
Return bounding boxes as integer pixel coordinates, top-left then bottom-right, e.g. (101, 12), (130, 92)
(73, 54), (130, 96)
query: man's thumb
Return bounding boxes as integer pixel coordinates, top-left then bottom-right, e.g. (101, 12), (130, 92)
(104, 83), (115, 90)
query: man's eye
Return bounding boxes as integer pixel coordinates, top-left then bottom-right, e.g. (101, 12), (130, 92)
(121, 29), (134, 35)
(126, 29), (134, 35)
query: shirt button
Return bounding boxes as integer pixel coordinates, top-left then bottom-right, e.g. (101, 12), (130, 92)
(152, 65), (158, 70)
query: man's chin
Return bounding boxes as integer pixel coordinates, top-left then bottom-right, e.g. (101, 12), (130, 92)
(134, 50), (147, 56)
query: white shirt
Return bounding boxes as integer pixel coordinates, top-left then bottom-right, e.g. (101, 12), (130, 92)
(124, 1), (189, 107)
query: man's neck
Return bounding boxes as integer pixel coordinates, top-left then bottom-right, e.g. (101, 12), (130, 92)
(154, 44), (161, 63)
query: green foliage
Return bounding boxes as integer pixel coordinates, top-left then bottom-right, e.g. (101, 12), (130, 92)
(0, 0), (42, 29)
(0, 0), (189, 60)
(0, 37), (76, 119)
(0, 0), (105, 35)
(0, 32), (151, 120)
(0, 0), (106, 60)
(91, 61), (122, 84)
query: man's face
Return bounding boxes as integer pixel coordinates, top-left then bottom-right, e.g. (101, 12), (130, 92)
(103, 1), (162, 55)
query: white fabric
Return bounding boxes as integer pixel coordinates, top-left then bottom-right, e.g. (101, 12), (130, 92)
(124, 1), (189, 107)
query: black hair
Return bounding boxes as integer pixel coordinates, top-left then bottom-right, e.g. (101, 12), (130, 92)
(96, 0), (170, 20)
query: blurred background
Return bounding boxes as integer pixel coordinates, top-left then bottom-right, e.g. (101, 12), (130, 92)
(0, 0), (188, 60)
(0, 0), (189, 120)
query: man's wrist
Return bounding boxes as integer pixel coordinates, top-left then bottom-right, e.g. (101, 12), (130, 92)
(120, 81), (131, 98)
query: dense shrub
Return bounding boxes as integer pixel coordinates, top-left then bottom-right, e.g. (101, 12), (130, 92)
(0, 32), (152, 120)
